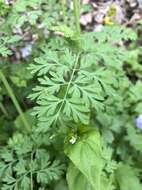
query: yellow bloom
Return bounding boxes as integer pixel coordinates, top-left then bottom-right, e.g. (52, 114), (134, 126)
(108, 4), (117, 17)
(104, 16), (114, 25)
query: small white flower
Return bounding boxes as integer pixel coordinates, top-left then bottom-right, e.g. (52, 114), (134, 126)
(69, 136), (77, 144)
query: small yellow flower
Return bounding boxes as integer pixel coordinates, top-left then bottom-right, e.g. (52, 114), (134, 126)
(104, 16), (114, 25)
(108, 4), (117, 17)
(104, 4), (117, 26)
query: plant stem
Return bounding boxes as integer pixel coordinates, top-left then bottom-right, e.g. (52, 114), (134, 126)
(73, 0), (81, 37)
(0, 102), (9, 118)
(62, 0), (67, 23)
(30, 151), (34, 190)
(0, 70), (30, 132)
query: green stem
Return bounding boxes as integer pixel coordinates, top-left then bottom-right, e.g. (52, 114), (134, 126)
(0, 102), (9, 118)
(0, 70), (30, 132)
(73, 0), (81, 37)
(30, 151), (34, 190)
(62, 0), (67, 23)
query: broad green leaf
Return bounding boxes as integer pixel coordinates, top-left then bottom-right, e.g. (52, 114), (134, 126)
(65, 127), (103, 190)
(67, 162), (93, 190)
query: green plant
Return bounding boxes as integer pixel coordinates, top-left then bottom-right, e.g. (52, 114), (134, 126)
(0, 132), (65, 190)
(1, 0), (142, 189)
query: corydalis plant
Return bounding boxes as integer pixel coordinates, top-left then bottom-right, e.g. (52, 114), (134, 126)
(29, 23), (136, 132)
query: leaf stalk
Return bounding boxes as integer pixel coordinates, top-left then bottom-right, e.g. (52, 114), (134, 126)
(73, 0), (81, 37)
(0, 70), (31, 132)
